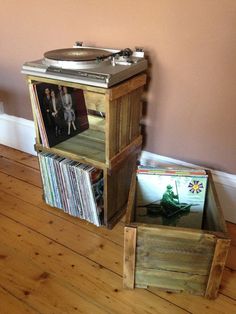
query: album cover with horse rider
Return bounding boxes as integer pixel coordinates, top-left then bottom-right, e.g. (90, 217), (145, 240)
(135, 167), (208, 229)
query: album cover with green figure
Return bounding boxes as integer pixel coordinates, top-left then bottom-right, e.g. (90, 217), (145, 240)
(136, 167), (208, 229)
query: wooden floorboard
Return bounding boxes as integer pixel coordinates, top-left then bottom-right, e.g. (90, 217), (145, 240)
(0, 144), (235, 313)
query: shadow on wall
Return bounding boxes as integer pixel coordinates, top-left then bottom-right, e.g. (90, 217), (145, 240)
(140, 48), (162, 150)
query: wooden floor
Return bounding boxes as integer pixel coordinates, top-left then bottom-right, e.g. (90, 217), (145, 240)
(0, 144), (235, 314)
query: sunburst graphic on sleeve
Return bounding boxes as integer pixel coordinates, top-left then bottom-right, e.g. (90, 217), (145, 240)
(188, 180), (204, 193)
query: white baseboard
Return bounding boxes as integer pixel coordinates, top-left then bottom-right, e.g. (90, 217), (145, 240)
(0, 114), (235, 223)
(140, 151), (236, 224)
(0, 113), (36, 156)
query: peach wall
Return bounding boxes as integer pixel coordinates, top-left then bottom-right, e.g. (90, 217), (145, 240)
(0, 0), (236, 173)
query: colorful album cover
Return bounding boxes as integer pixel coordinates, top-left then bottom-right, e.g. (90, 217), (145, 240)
(34, 83), (89, 147)
(136, 169), (208, 229)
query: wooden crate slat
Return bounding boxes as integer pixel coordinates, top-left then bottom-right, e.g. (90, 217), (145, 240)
(205, 238), (231, 299)
(123, 226), (137, 289)
(124, 173), (230, 298)
(107, 98), (120, 158)
(135, 268), (207, 295)
(129, 87), (143, 141)
(119, 93), (131, 150)
(109, 74), (146, 100)
(105, 154), (137, 225)
(136, 226), (215, 279)
(27, 75), (108, 94)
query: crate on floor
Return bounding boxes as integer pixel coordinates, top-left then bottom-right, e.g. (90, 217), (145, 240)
(123, 170), (230, 299)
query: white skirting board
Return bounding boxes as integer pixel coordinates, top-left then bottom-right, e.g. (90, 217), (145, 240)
(0, 113), (36, 156)
(0, 113), (235, 223)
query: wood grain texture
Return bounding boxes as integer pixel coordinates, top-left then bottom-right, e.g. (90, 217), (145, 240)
(135, 268), (208, 295)
(108, 74), (146, 100)
(125, 170), (137, 225)
(0, 145), (235, 313)
(205, 238), (231, 299)
(125, 173), (230, 298)
(27, 75), (108, 94)
(105, 153), (137, 225)
(123, 227), (137, 289)
(129, 87), (143, 141)
(107, 85), (144, 159)
(109, 135), (142, 169)
(134, 226), (215, 295)
(35, 134), (106, 170)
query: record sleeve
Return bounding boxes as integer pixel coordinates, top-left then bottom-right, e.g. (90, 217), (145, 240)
(33, 83), (89, 147)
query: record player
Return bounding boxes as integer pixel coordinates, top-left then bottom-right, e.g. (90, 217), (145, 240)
(21, 42), (148, 88)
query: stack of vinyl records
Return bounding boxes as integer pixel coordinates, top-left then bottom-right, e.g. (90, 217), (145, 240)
(38, 152), (103, 226)
(136, 166), (208, 229)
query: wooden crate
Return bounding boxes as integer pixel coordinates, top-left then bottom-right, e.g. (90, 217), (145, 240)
(25, 74), (146, 228)
(123, 171), (231, 299)
(27, 74), (145, 170)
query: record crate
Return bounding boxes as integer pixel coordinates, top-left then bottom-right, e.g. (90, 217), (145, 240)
(123, 171), (230, 299)
(26, 73), (146, 228)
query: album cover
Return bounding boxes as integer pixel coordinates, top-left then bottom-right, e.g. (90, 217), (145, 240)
(33, 83), (89, 147)
(136, 167), (208, 229)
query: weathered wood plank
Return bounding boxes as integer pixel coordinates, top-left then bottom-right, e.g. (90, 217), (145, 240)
(107, 98), (120, 158)
(136, 248), (214, 276)
(123, 227), (137, 289)
(105, 154), (136, 224)
(109, 135), (142, 169)
(137, 228), (216, 254)
(125, 170), (137, 225)
(35, 141), (106, 170)
(119, 94), (131, 150)
(205, 239), (231, 299)
(135, 226), (215, 295)
(129, 87), (143, 141)
(136, 268), (208, 295)
(27, 75), (108, 94)
(108, 74), (146, 101)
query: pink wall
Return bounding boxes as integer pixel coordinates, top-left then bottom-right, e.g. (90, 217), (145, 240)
(0, 0), (236, 173)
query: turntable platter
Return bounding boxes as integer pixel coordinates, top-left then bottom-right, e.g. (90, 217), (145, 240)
(44, 48), (113, 62)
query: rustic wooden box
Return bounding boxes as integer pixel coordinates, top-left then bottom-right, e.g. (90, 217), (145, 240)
(26, 74), (146, 228)
(123, 171), (230, 299)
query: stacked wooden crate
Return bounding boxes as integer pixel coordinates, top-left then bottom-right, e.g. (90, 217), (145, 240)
(26, 73), (146, 228)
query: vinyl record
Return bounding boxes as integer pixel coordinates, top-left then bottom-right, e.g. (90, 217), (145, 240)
(44, 48), (113, 62)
